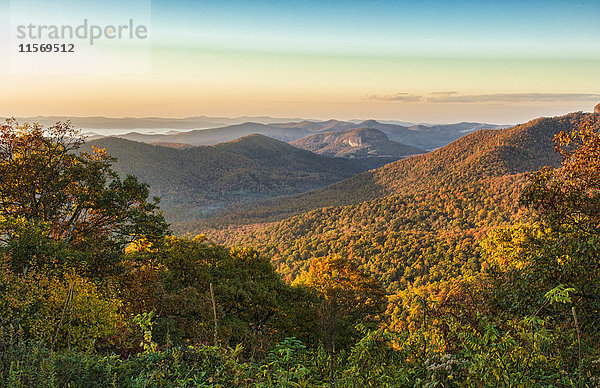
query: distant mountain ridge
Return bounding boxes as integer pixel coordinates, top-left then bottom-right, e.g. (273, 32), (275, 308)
(115, 122), (310, 145)
(274, 119), (507, 150)
(7, 115), (308, 131)
(110, 119), (507, 151)
(7, 115), (507, 149)
(12, 115), (506, 151)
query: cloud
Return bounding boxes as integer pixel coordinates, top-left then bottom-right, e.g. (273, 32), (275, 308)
(426, 93), (600, 103)
(362, 93), (421, 102)
(363, 92), (600, 104)
(428, 91), (458, 97)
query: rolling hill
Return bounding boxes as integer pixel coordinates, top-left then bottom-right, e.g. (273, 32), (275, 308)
(291, 128), (424, 169)
(81, 135), (362, 222)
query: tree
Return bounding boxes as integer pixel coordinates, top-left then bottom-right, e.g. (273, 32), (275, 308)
(122, 235), (319, 353)
(0, 119), (169, 275)
(481, 120), (600, 376)
(521, 119), (600, 234)
(294, 256), (386, 353)
(0, 258), (124, 351)
(516, 120), (600, 314)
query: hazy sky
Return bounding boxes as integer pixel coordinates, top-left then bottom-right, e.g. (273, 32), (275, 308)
(1, 0), (599, 123)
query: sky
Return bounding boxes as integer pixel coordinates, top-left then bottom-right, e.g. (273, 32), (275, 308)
(1, 0), (599, 124)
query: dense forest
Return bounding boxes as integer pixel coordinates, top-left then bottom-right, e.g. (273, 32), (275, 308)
(1, 113), (600, 386)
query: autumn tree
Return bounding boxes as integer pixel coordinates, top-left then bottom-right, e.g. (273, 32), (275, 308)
(0, 119), (168, 275)
(294, 256), (386, 353)
(517, 120), (600, 315)
(0, 259), (123, 351)
(521, 119), (600, 233)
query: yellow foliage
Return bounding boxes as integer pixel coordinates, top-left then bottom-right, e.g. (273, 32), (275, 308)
(0, 261), (123, 351)
(126, 238), (157, 253)
(480, 224), (545, 271)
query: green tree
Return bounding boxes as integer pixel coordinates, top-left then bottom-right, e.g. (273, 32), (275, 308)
(123, 235), (319, 354)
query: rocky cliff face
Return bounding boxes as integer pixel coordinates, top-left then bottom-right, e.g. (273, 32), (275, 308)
(291, 128), (424, 169)
(336, 128), (389, 147)
(595, 103), (600, 114)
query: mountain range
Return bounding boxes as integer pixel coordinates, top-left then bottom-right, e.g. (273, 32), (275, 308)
(195, 112), (600, 290)
(67, 118), (506, 152)
(274, 119), (507, 150)
(6, 115), (507, 152)
(63, 115), (511, 229)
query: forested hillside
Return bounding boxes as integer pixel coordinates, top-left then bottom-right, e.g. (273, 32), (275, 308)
(206, 113), (598, 289)
(197, 113), (583, 229)
(81, 135), (361, 222)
